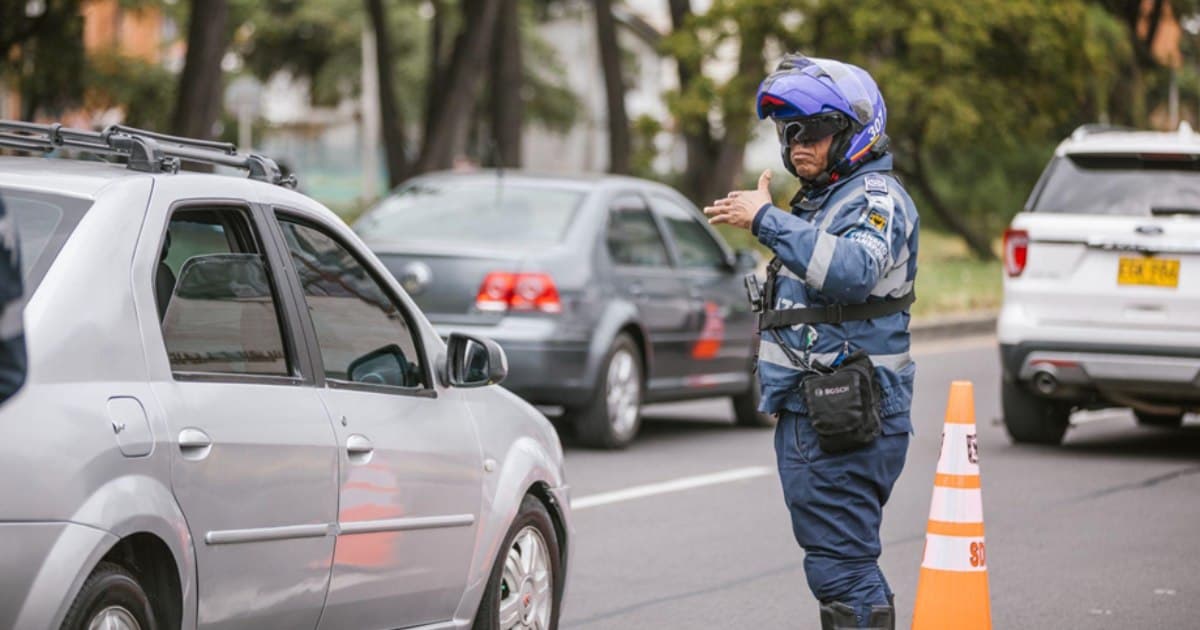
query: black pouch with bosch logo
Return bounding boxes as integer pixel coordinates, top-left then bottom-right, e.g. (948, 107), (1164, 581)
(801, 350), (882, 453)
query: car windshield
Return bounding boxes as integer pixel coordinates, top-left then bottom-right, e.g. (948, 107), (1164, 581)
(0, 187), (91, 291)
(354, 181), (585, 249)
(1032, 154), (1200, 216)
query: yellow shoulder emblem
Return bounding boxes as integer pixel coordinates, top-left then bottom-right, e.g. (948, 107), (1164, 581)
(867, 209), (888, 231)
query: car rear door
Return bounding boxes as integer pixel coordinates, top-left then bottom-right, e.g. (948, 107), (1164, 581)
(647, 192), (756, 392)
(603, 192), (694, 390)
(267, 208), (483, 629)
(144, 195), (338, 630)
(1009, 153), (1200, 341)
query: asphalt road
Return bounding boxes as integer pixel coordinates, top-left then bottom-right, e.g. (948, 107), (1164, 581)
(557, 335), (1200, 629)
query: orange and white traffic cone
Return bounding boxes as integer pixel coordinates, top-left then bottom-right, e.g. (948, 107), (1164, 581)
(911, 381), (992, 630)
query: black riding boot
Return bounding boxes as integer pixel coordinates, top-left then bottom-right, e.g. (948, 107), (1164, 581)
(819, 599), (895, 630)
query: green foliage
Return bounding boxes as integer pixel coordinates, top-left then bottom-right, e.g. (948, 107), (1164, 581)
(629, 114), (662, 178)
(85, 52), (176, 130)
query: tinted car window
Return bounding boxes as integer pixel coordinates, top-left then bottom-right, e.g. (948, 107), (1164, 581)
(354, 181), (584, 251)
(1033, 154), (1200, 216)
(606, 196), (670, 267)
(650, 195), (727, 269)
(279, 217), (426, 389)
(158, 208), (292, 377)
(0, 187), (90, 291)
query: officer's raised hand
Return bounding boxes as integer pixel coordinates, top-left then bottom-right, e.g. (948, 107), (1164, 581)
(703, 169), (773, 230)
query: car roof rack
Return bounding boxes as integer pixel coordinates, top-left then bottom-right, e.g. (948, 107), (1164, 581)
(0, 120), (297, 188)
(1069, 123), (1138, 142)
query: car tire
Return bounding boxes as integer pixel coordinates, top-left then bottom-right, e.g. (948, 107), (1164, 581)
(1134, 410), (1185, 428)
(1002, 379), (1070, 445)
(732, 369), (775, 428)
(572, 334), (642, 449)
(61, 561), (157, 630)
(473, 495), (563, 630)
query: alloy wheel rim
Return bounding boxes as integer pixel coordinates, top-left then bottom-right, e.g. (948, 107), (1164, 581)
(87, 606), (141, 630)
(605, 349), (640, 438)
(498, 526), (553, 630)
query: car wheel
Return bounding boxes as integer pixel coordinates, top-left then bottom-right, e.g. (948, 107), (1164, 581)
(1134, 410), (1185, 428)
(732, 369), (775, 428)
(573, 334), (642, 449)
(61, 561), (156, 630)
(1002, 379), (1070, 445)
(473, 495), (563, 630)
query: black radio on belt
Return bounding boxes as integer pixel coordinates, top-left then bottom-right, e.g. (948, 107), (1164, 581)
(744, 273), (764, 313)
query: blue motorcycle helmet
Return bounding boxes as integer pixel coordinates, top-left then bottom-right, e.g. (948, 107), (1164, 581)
(756, 54), (888, 182)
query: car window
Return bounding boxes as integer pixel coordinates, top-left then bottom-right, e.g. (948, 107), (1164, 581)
(606, 195), (670, 267)
(158, 208), (292, 377)
(353, 181), (584, 251)
(650, 195), (728, 269)
(1032, 154), (1200, 216)
(0, 187), (91, 292)
(278, 216), (426, 390)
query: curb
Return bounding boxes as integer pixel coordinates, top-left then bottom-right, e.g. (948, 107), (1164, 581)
(910, 311), (997, 342)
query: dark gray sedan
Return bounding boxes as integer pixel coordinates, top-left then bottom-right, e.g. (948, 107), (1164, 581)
(355, 171), (771, 448)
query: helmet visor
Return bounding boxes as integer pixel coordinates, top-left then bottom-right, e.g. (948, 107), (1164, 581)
(774, 113), (849, 146)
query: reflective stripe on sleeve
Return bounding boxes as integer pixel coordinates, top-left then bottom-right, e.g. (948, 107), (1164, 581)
(804, 231), (838, 290)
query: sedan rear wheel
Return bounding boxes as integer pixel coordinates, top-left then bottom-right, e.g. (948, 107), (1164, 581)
(732, 369), (775, 428)
(61, 562), (156, 630)
(573, 334), (642, 449)
(474, 495), (563, 630)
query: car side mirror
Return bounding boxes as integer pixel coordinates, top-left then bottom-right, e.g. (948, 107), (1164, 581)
(732, 249), (759, 272)
(347, 344), (419, 387)
(445, 333), (507, 388)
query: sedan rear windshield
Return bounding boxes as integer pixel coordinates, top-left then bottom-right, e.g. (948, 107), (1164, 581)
(354, 181), (585, 249)
(1032, 154), (1200, 216)
(0, 187), (91, 291)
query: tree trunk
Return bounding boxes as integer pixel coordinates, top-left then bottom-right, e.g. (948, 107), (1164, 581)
(365, 0), (410, 187)
(488, 0), (523, 167)
(424, 0), (447, 140)
(697, 21), (765, 204)
(898, 146), (998, 261)
(668, 0), (717, 203)
(171, 0), (229, 140)
(594, 0), (630, 174)
(416, 0), (502, 173)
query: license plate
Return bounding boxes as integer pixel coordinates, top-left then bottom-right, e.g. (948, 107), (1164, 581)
(1117, 257), (1180, 288)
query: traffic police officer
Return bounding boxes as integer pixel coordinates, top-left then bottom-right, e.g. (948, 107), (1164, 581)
(704, 55), (918, 630)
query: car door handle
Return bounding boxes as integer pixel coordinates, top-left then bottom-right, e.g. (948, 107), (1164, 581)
(628, 283), (647, 300)
(346, 434), (374, 463)
(178, 428), (212, 460)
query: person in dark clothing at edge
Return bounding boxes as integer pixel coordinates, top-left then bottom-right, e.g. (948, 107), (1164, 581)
(704, 54), (918, 630)
(0, 195), (24, 404)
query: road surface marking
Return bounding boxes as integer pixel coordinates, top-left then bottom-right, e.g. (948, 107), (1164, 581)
(571, 466), (774, 510)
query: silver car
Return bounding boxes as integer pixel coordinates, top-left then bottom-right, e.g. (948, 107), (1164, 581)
(0, 122), (570, 630)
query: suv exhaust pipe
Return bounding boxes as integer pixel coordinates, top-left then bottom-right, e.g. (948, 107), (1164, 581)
(1032, 369), (1059, 396)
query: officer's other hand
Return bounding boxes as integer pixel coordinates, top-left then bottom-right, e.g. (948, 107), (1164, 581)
(703, 169), (773, 230)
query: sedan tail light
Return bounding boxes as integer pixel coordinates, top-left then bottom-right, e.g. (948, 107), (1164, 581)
(476, 272), (562, 314)
(1003, 229), (1029, 277)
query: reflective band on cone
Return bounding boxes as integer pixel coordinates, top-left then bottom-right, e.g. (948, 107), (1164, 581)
(912, 381), (992, 630)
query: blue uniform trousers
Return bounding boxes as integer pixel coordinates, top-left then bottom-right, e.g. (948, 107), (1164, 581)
(774, 412), (909, 627)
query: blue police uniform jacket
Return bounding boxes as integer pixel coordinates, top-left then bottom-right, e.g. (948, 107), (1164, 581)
(751, 154), (918, 436)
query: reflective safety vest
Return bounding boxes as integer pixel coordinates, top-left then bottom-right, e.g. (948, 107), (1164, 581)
(750, 154), (919, 435)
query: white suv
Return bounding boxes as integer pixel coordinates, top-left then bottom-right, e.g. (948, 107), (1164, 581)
(999, 123), (1200, 444)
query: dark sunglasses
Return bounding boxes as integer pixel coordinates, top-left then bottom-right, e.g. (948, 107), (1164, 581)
(774, 113), (849, 145)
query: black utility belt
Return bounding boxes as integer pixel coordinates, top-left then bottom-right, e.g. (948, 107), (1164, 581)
(758, 291), (915, 328)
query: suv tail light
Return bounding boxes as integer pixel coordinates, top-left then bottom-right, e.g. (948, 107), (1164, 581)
(1003, 229), (1029, 277)
(476, 272), (563, 314)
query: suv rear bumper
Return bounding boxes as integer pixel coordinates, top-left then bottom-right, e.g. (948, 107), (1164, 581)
(1000, 342), (1200, 403)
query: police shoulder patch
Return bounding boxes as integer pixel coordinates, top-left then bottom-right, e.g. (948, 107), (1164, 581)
(863, 173), (888, 195)
(867, 209), (888, 232)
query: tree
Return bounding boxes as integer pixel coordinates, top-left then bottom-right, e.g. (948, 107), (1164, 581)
(792, 0), (1123, 260)
(1, 0), (85, 120)
(365, 0), (411, 186)
(172, 0), (231, 140)
(663, 0), (784, 206)
(594, 0), (630, 173)
(489, 0), (524, 167)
